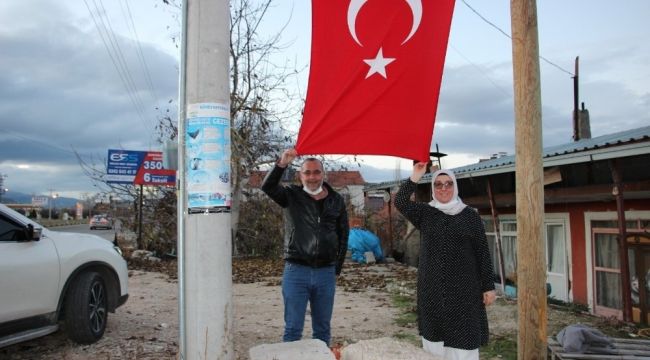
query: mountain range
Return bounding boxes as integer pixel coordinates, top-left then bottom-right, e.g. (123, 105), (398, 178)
(1, 191), (80, 208)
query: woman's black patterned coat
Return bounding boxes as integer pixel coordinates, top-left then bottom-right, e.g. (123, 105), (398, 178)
(395, 180), (495, 350)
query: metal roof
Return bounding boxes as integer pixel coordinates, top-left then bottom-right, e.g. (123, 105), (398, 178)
(451, 125), (650, 179)
(364, 125), (650, 190)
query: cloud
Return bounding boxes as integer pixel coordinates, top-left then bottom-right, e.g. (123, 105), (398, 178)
(2, 0), (649, 197)
(0, 1), (178, 197)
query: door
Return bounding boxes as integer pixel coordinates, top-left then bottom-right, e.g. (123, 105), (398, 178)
(0, 214), (60, 322)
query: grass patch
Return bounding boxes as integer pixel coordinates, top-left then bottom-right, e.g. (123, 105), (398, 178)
(395, 312), (417, 327)
(392, 293), (414, 309)
(391, 292), (417, 327)
(480, 335), (517, 360)
(548, 298), (590, 313)
(393, 331), (420, 346)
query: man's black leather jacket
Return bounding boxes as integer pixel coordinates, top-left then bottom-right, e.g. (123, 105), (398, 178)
(261, 165), (349, 275)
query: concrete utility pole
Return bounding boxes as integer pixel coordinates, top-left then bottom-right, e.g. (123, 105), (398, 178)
(178, 0), (233, 359)
(48, 188), (57, 220)
(0, 174), (7, 203)
(510, 0), (547, 358)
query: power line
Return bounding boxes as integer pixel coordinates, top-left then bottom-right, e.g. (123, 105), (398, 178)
(3, 130), (97, 165)
(120, 0), (163, 111)
(460, 0), (574, 76)
(4, 130), (76, 156)
(83, 0), (156, 144)
(449, 44), (512, 98)
(95, 0), (153, 128)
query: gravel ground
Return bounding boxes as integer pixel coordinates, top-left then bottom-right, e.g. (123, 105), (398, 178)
(1, 260), (639, 360)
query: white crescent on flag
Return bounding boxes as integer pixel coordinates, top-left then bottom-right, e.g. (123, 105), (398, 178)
(347, 0), (423, 47)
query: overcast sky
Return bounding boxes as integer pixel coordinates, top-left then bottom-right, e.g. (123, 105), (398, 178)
(1, 0), (649, 199)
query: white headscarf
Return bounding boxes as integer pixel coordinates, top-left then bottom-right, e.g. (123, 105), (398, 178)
(428, 169), (467, 215)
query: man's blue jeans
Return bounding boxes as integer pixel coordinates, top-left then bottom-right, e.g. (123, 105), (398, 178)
(282, 261), (336, 345)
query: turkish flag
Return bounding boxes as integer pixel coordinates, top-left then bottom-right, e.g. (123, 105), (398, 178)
(296, 0), (455, 162)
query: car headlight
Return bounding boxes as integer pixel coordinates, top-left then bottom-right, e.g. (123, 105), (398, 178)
(113, 245), (123, 256)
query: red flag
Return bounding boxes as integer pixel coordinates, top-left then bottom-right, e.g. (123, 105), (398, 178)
(296, 0), (455, 162)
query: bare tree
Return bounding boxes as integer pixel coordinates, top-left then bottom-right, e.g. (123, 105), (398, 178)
(77, 0), (304, 256)
(162, 0), (302, 253)
(228, 0), (302, 246)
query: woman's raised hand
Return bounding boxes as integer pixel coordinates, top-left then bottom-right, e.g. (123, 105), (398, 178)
(410, 162), (427, 183)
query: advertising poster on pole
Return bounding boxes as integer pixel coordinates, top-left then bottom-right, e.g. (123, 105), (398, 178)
(185, 103), (231, 209)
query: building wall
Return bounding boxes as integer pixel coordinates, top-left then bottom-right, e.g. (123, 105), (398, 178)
(493, 199), (650, 307)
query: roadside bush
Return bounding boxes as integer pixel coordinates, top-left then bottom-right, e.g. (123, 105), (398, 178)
(235, 193), (283, 257)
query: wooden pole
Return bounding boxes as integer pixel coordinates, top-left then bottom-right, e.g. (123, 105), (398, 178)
(610, 159), (632, 322)
(572, 57), (579, 141)
(486, 178), (507, 296)
(510, 0), (547, 358)
(138, 184), (143, 247)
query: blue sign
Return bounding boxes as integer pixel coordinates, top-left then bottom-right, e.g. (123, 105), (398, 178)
(106, 150), (146, 184)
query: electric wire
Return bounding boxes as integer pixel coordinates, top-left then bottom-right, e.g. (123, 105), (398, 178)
(449, 44), (512, 98)
(4, 130), (77, 157)
(85, 0), (150, 133)
(460, 0), (574, 76)
(83, 0), (155, 145)
(120, 0), (163, 114)
(94, 0), (153, 131)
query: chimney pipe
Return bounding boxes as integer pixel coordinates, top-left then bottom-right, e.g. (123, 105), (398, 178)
(578, 102), (591, 139)
(573, 56), (580, 141)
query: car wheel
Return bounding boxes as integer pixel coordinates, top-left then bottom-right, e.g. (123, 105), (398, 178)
(64, 271), (108, 344)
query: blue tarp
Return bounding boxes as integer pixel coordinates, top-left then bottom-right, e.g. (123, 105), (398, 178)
(348, 228), (384, 263)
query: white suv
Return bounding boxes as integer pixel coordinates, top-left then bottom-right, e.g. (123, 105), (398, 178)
(0, 204), (129, 348)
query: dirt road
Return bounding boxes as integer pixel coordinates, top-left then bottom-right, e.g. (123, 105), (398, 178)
(0, 262), (422, 360)
(1, 259), (626, 360)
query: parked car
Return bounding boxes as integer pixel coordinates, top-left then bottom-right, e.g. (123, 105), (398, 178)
(89, 214), (113, 230)
(0, 204), (128, 348)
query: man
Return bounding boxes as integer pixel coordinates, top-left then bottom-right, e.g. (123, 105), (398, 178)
(261, 148), (349, 346)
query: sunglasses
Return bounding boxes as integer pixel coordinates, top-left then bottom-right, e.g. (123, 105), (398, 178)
(433, 181), (454, 190)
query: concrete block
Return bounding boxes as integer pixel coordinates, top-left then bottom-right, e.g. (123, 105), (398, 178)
(249, 339), (335, 360)
(342, 337), (442, 360)
(364, 251), (376, 264)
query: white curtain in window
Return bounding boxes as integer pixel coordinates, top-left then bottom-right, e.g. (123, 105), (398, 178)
(595, 233), (619, 268)
(596, 271), (622, 309)
(594, 233), (622, 309)
(502, 235), (517, 279)
(547, 224), (565, 274)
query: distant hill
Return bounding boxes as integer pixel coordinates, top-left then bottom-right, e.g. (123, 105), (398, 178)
(1, 191), (80, 208)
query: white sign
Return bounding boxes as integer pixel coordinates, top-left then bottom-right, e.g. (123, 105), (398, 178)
(32, 196), (48, 206)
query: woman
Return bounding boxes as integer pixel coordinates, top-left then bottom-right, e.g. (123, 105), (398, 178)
(395, 162), (496, 360)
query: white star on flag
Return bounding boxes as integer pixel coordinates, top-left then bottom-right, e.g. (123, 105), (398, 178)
(363, 47), (395, 79)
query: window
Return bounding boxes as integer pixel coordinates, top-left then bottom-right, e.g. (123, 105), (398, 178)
(592, 217), (650, 318)
(547, 224), (566, 274)
(501, 221), (518, 280)
(592, 230), (624, 314)
(0, 215), (24, 241)
(483, 218), (495, 233)
(367, 196), (385, 211)
(482, 218), (517, 282)
(483, 218), (568, 301)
